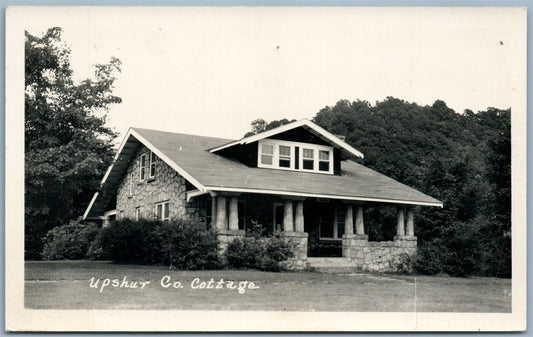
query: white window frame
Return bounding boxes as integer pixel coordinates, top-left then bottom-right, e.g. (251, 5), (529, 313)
(155, 201), (170, 221)
(139, 153), (147, 182)
(257, 139), (334, 174)
(149, 151), (156, 178)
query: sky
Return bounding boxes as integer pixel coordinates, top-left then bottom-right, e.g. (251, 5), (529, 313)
(24, 7), (525, 142)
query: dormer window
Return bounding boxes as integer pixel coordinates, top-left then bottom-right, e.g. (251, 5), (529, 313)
(260, 143), (274, 165)
(258, 139), (333, 174)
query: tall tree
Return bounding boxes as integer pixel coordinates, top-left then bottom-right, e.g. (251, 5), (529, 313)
(25, 28), (122, 259)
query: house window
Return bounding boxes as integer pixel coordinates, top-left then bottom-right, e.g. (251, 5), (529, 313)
(302, 148), (314, 170)
(128, 172), (134, 196)
(260, 143), (274, 165)
(258, 139), (333, 174)
(319, 150), (330, 172)
(140, 154), (147, 181)
(149, 151), (156, 178)
(278, 145), (291, 168)
(156, 201), (170, 221)
(135, 207), (141, 221)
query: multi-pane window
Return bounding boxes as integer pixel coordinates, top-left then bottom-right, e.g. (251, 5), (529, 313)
(258, 139), (333, 174)
(260, 143), (274, 165)
(150, 151), (156, 178)
(319, 150), (330, 172)
(156, 202), (170, 221)
(278, 145), (291, 168)
(302, 148), (314, 170)
(139, 154), (147, 181)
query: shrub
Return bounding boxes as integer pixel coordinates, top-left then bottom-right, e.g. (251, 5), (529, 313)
(99, 218), (161, 264)
(99, 218), (220, 269)
(392, 253), (417, 274)
(225, 224), (295, 272)
(156, 221), (220, 270)
(41, 221), (101, 260)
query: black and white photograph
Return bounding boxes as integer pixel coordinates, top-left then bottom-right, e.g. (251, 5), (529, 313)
(5, 6), (527, 331)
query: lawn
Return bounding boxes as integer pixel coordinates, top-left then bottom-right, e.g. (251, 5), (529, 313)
(25, 261), (511, 312)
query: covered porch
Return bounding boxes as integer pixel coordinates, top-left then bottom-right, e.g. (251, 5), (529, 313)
(193, 191), (420, 272)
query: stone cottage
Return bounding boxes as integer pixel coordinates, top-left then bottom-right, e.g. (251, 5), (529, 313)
(84, 119), (442, 271)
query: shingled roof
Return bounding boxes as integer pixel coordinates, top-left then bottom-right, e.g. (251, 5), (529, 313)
(84, 126), (442, 218)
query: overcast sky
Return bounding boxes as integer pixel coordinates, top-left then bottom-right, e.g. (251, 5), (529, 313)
(24, 7), (525, 141)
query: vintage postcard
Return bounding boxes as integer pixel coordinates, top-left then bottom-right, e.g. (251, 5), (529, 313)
(5, 6), (527, 331)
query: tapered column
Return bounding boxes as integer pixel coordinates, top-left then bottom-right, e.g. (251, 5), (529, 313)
(215, 196), (227, 230)
(344, 204), (354, 236)
(283, 200), (294, 232)
(229, 196), (239, 230)
(355, 205), (365, 235)
(396, 206), (405, 236)
(294, 201), (304, 232)
(406, 208), (414, 236)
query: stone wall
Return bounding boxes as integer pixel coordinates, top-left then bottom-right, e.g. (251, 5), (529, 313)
(282, 232), (309, 269)
(116, 145), (206, 223)
(342, 235), (417, 272)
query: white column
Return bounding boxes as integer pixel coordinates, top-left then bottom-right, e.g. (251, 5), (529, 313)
(344, 204), (354, 236)
(406, 208), (414, 236)
(283, 200), (294, 232)
(215, 196), (227, 230)
(294, 201), (304, 232)
(396, 206), (405, 236)
(229, 196), (239, 230)
(355, 205), (364, 235)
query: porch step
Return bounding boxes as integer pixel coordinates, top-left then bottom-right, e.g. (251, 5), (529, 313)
(306, 257), (356, 272)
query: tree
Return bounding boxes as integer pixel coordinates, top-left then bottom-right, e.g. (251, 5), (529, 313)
(244, 118), (296, 137)
(245, 98), (512, 277)
(25, 28), (122, 259)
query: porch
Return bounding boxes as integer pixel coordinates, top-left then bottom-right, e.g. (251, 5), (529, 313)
(198, 192), (418, 272)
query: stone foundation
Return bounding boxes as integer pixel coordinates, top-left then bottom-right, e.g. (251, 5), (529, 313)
(282, 232), (308, 270)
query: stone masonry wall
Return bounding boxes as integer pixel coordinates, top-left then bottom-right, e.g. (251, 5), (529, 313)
(116, 145), (206, 223)
(342, 235), (417, 272)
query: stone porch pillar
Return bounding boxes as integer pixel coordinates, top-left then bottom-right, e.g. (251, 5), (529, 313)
(355, 205), (365, 235)
(343, 203), (369, 260)
(216, 194), (244, 260)
(396, 206), (405, 237)
(294, 200), (304, 232)
(215, 196), (227, 230)
(283, 200), (294, 232)
(228, 196), (239, 230)
(406, 207), (415, 237)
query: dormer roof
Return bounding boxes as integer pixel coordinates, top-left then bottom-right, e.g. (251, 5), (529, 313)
(209, 119), (364, 160)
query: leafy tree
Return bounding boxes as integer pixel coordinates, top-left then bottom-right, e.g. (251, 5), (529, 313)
(25, 28), (121, 259)
(244, 118), (296, 137)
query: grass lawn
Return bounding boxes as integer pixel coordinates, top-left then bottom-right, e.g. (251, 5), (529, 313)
(25, 261), (511, 312)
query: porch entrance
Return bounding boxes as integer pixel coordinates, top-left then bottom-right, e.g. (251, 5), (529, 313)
(304, 199), (344, 257)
